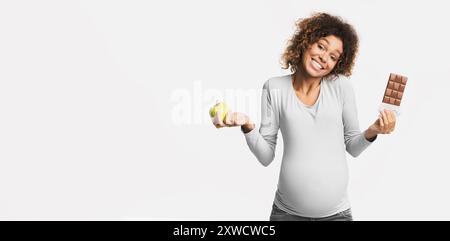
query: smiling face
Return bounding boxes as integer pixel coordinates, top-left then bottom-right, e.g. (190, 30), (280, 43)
(301, 35), (343, 78)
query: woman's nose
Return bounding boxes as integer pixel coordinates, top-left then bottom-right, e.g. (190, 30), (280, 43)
(318, 54), (327, 63)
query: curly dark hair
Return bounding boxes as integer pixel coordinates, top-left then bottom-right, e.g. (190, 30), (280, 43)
(281, 12), (359, 79)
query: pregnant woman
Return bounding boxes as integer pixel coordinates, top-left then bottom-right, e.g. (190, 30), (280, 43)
(213, 13), (396, 221)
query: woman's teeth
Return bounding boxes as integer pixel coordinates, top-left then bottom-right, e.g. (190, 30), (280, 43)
(312, 59), (324, 70)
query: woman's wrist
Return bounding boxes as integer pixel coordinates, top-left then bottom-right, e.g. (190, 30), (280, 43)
(365, 126), (379, 142)
(241, 121), (255, 134)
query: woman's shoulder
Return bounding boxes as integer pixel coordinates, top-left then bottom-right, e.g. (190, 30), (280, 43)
(326, 74), (355, 94)
(263, 74), (292, 91)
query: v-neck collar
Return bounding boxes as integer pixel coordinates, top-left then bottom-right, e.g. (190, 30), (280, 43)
(291, 74), (323, 108)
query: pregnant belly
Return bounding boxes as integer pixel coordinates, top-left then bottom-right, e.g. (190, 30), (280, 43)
(277, 157), (349, 215)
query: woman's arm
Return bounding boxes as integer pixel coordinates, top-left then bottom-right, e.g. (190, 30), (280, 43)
(242, 80), (280, 167)
(342, 79), (376, 157)
(211, 80), (280, 166)
(342, 79), (397, 156)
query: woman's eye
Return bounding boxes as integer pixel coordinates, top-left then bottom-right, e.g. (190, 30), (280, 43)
(331, 56), (336, 61)
(318, 44), (324, 50)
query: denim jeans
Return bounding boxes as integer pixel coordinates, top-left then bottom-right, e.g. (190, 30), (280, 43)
(270, 203), (353, 221)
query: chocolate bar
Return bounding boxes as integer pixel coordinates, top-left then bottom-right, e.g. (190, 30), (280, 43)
(379, 73), (407, 115)
(382, 73), (407, 106)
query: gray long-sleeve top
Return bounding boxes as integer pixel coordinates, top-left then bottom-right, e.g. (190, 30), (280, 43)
(244, 74), (376, 218)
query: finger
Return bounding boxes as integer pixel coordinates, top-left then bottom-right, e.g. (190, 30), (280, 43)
(216, 110), (229, 127)
(385, 110), (393, 124)
(213, 117), (225, 128)
(384, 110), (394, 131)
(235, 112), (246, 126)
(377, 116), (383, 133)
(390, 110), (396, 122)
(233, 112), (240, 126)
(214, 119), (225, 128)
(215, 110), (228, 127)
(223, 112), (233, 126)
(381, 110), (389, 124)
(228, 112), (237, 126)
(388, 110), (396, 131)
(387, 110), (397, 131)
(225, 112), (238, 127)
(381, 110), (389, 132)
(379, 113), (384, 128)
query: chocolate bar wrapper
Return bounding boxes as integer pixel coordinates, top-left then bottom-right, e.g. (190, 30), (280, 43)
(379, 102), (401, 116)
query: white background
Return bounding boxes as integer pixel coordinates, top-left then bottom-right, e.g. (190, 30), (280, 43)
(1, 0), (449, 220)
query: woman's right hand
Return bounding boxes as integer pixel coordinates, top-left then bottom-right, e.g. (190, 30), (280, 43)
(212, 111), (253, 130)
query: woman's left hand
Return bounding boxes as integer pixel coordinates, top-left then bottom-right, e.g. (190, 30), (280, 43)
(369, 109), (396, 135)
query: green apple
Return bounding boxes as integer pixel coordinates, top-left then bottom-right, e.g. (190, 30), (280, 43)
(209, 102), (229, 122)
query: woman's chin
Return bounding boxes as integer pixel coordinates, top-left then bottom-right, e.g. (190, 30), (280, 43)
(305, 66), (324, 78)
